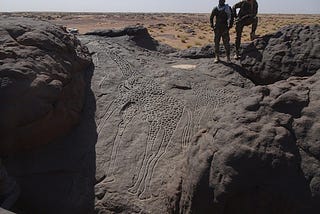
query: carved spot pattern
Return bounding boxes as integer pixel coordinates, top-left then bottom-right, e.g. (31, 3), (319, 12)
(96, 46), (184, 199)
(0, 77), (11, 88)
(94, 40), (240, 200)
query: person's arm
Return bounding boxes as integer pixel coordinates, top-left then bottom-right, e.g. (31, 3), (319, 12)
(232, 1), (243, 18)
(210, 8), (217, 28)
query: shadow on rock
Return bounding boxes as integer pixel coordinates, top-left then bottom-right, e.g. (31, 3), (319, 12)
(85, 25), (176, 54)
(6, 64), (97, 214)
(220, 61), (256, 84)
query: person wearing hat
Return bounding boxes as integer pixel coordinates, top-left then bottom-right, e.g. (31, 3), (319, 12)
(232, 0), (258, 59)
(210, 0), (234, 63)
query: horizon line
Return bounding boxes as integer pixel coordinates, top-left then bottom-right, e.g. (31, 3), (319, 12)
(1, 11), (320, 15)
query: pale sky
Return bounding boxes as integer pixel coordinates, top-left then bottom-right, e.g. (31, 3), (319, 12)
(1, 0), (320, 14)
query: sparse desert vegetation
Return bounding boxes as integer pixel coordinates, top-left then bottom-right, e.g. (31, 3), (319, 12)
(1, 12), (319, 49)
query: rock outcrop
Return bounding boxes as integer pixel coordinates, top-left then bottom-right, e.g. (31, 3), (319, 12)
(169, 44), (238, 59)
(80, 24), (320, 213)
(240, 24), (320, 84)
(169, 44), (215, 59)
(80, 29), (253, 213)
(169, 73), (320, 213)
(0, 16), (92, 154)
(85, 25), (176, 54)
(1, 17), (319, 214)
(167, 25), (320, 214)
(1, 17), (96, 214)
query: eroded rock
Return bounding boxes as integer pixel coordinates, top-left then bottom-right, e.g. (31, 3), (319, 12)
(241, 24), (320, 84)
(169, 74), (320, 214)
(0, 16), (92, 154)
(1, 17), (95, 214)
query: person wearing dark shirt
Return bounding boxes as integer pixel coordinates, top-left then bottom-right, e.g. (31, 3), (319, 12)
(232, 0), (258, 59)
(210, 0), (233, 63)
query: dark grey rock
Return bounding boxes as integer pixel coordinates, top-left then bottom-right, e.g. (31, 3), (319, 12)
(0, 16), (92, 154)
(79, 32), (253, 214)
(2, 17), (320, 214)
(0, 161), (19, 210)
(241, 24), (320, 84)
(85, 25), (176, 54)
(80, 24), (320, 214)
(1, 17), (95, 214)
(168, 74), (320, 213)
(170, 44), (237, 59)
(169, 44), (215, 59)
(85, 25), (148, 37)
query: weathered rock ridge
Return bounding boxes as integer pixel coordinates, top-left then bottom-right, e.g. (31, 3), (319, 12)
(85, 25), (176, 54)
(241, 24), (320, 84)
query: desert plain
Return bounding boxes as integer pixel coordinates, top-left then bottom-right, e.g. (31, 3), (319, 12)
(2, 12), (320, 49)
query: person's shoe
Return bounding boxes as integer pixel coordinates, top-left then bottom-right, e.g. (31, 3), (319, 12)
(214, 56), (220, 63)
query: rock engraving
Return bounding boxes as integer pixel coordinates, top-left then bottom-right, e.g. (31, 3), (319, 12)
(96, 47), (184, 199)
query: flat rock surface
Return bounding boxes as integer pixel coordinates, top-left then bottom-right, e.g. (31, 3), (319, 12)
(78, 32), (253, 213)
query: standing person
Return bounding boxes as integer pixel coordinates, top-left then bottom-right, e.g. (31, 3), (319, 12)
(210, 0), (233, 63)
(233, 0), (258, 59)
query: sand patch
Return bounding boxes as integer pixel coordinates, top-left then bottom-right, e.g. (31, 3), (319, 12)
(171, 64), (197, 70)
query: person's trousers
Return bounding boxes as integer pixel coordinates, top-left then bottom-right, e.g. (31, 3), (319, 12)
(235, 16), (258, 53)
(214, 28), (231, 57)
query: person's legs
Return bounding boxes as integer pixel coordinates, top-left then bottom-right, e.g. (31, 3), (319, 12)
(214, 29), (222, 63)
(250, 16), (258, 40)
(222, 30), (231, 62)
(235, 22), (244, 59)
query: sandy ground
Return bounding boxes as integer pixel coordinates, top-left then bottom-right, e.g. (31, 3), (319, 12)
(2, 12), (320, 49)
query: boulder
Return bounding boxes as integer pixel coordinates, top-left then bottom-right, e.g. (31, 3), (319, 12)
(169, 73), (320, 213)
(1, 17), (95, 214)
(0, 16), (92, 154)
(240, 24), (320, 84)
